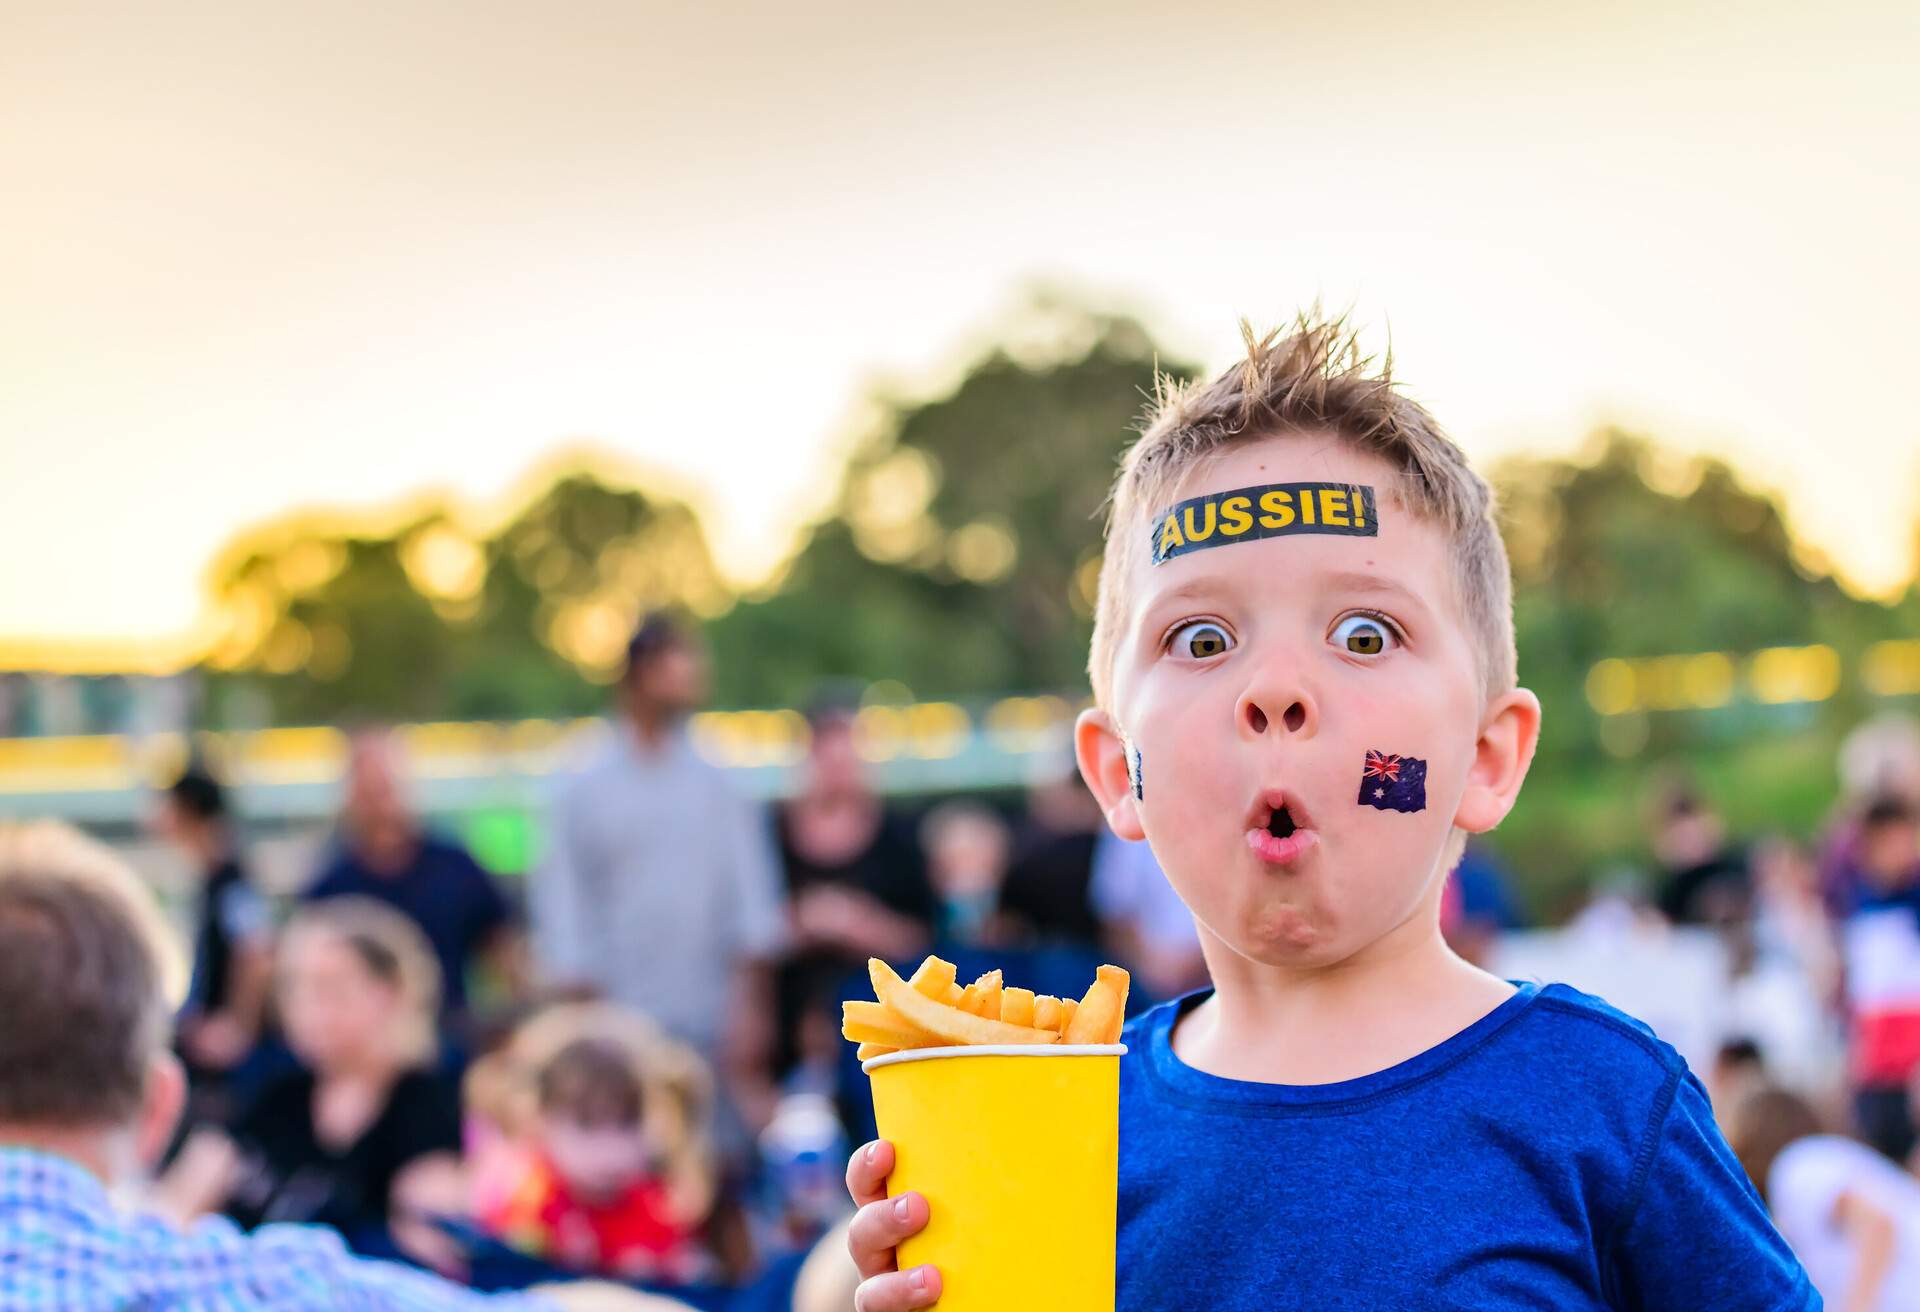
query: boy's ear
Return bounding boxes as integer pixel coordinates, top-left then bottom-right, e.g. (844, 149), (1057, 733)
(1075, 707), (1146, 842)
(1453, 687), (1542, 834)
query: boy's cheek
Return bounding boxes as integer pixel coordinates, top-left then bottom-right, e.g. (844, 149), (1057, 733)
(1125, 687), (1233, 809)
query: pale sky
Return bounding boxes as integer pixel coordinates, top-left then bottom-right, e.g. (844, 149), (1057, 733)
(4, 0), (1916, 657)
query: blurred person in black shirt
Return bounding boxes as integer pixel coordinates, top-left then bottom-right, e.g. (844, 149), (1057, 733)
(153, 762), (274, 1119)
(1000, 756), (1106, 945)
(1651, 783), (1752, 928)
(168, 898), (468, 1267)
(774, 696), (933, 1081)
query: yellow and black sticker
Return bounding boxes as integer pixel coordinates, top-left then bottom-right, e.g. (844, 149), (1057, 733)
(1149, 482), (1378, 564)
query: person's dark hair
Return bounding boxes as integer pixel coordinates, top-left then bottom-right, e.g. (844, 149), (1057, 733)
(0, 823), (184, 1126)
(1715, 1037), (1765, 1071)
(801, 683), (863, 731)
(624, 611), (688, 677)
(166, 761), (227, 824)
(1726, 1084), (1821, 1209)
(1861, 793), (1916, 833)
(1660, 789), (1704, 823)
(538, 1035), (646, 1128)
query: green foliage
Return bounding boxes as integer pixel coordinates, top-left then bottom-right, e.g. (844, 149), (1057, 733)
(1486, 431), (1900, 900)
(203, 471), (723, 723)
(708, 298), (1195, 705)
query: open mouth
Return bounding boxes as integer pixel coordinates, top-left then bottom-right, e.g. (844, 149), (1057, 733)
(1247, 790), (1315, 865)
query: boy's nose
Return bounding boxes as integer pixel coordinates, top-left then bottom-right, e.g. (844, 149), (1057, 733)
(1238, 687), (1314, 738)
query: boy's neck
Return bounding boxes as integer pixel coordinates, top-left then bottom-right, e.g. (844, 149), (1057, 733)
(1175, 907), (1515, 1087)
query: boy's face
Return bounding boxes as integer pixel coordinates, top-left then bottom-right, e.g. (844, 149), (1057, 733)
(1079, 435), (1538, 973)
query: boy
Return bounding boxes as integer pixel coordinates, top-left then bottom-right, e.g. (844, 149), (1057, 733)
(844, 317), (1816, 1308)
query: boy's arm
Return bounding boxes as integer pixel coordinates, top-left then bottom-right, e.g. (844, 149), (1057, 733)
(845, 1139), (941, 1311)
(1606, 1071), (1819, 1310)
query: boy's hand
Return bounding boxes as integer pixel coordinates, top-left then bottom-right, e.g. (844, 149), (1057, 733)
(846, 1139), (941, 1310)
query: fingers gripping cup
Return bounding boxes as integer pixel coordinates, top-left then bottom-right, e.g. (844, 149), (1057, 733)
(847, 957), (1131, 1312)
(867, 1043), (1125, 1311)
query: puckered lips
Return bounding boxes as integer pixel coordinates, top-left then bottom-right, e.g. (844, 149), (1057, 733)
(1246, 788), (1318, 866)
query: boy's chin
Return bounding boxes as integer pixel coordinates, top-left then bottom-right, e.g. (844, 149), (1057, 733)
(1227, 905), (1338, 965)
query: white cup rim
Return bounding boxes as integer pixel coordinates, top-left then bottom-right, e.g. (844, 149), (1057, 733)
(862, 1043), (1127, 1072)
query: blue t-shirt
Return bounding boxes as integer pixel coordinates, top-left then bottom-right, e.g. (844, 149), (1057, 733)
(1116, 982), (1817, 1310)
(304, 834), (511, 1011)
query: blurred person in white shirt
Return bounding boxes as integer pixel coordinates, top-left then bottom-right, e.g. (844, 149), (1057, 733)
(1731, 1084), (1920, 1312)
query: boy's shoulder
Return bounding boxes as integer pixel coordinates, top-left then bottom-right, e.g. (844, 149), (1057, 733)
(1518, 980), (1688, 1079)
(1120, 980), (1690, 1104)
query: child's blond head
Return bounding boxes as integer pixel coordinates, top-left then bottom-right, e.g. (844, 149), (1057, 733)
(1090, 313), (1515, 710)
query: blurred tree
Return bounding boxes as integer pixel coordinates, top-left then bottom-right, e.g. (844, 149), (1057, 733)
(202, 472), (724, 724)
(1489, 430), (1909, 907)
(708, 294), (1195, 705)
(1497, 432), (1856, 754)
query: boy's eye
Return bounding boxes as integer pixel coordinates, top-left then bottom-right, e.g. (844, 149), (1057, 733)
(1170, 621), (1235, 660)
(1332, 614), (1397, 656)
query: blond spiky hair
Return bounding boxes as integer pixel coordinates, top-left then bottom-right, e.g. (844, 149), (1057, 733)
(1088, 311), (1516, 709)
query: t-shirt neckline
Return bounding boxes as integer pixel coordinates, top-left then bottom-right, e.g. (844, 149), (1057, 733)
(1145, 979), (1543, 1112)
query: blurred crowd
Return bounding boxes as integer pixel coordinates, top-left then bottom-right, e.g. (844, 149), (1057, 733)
(137, 612), (1920, 1305)
(140, 614), (1212, 1308)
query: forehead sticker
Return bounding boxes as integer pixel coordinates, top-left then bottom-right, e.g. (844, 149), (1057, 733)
(1150, 481), (1377, 565)
(1358, 750), (1426, 813)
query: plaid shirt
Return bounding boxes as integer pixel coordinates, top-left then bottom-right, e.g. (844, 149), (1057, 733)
(0, 1147), (555, 1311)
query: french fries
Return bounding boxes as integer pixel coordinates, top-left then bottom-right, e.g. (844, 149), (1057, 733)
(841, 1000), (939, 1048)
(1063, 965), (1129, 1045)
(842, 956), (1130, 1056)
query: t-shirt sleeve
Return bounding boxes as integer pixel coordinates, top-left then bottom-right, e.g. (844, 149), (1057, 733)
(456, 848), (514, 946)
(216, 881), (274, 944)
(1607, 1071), (1819, 1310)
(300, 865), (341, 902)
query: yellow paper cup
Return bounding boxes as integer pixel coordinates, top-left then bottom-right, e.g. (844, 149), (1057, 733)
(865, 1043), (1126, 1311)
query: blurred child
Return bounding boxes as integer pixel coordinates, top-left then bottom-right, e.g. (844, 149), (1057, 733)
(1840, 795), (1920, 1161)
(474, 1005), (717, 1284)
(1729, 1084), (1920, 1311)
(919, 802), (1013, 947)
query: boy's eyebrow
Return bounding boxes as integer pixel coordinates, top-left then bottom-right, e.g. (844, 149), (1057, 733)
(1141, 579), (1224, 608)
(1319, 570), (1433, 617)
(1133, 578), (1231, 626)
